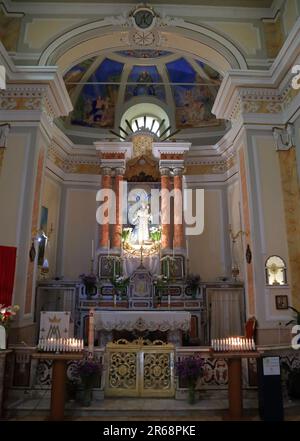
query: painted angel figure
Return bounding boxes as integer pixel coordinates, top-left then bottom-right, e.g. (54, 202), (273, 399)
(132, 203), (152, 245)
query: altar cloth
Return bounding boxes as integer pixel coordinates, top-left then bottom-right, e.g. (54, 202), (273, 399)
(93, 311), (191, 332)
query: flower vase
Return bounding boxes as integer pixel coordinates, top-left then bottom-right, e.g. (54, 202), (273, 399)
(188, 383), (197, 405)
(80, 387), (92, 406)
(0, 325), (7, 350)
(86, 284), (96, 299)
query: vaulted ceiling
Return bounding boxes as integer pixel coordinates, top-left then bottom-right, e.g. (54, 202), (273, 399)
(63, 51), (223, 134)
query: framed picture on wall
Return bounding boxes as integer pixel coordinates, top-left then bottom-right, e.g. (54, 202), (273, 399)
(275, 295), (288, 310)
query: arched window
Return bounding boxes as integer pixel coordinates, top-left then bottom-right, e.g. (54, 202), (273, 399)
(265, 256), (287, 286)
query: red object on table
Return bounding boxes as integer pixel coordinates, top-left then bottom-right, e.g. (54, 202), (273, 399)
(0, 246), (17, 305)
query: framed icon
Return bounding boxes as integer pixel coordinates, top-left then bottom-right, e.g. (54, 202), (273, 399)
(275, 295), (288, 310)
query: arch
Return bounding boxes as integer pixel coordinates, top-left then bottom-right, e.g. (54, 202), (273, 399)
(120, 103), (170, 136)
(265, 255), (287, 286)
(39, 19), (247, 74)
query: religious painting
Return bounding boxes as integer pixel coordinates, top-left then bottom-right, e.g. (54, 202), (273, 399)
(166, 57), (222, 128)
(125, 65), (165, 101)
(169, 256), (185, 280)
(98, 255), (114, 279)
(71, 58), (124, 129)
(63, 57), (96, 97)
(275, 295), (289, 310)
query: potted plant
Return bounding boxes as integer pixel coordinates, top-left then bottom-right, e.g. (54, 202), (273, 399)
(74, 359), (102, 406)
(79, 273), (99, 299)
(176, 356), (204, 404)
(186, 274), (201, 299)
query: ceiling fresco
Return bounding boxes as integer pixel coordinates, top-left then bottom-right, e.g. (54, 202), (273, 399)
(63, 54), (222, 130)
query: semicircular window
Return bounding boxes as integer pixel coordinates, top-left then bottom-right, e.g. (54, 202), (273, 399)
(71, 58), (124, 129)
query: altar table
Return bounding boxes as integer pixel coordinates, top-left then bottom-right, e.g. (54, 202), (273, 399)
(93, 310), (191, 332)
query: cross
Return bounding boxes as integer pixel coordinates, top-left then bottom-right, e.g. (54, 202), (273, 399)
(140, 244), (144, 266)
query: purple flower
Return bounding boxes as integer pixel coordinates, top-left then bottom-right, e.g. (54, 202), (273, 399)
(74, 360), (102, 387)
(176, 357), (204, 384)
(79, 273), (98, 285)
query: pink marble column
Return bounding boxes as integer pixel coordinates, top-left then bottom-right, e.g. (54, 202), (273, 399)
(112, 167), (125, 250)
(173, 167), (184, 249)
(99, 167), (112, 249)
(160, 167), (171, 250)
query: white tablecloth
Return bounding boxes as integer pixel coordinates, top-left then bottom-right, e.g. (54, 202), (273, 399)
(93, 311), (191, 332)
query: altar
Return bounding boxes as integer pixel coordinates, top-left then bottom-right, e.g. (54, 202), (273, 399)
(94, 310), (191, 346)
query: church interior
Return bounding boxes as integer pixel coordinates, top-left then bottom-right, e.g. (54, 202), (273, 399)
(0, 0), (300, 422)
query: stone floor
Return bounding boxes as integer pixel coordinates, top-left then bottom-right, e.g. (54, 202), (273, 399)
(4, 396), (300, 421)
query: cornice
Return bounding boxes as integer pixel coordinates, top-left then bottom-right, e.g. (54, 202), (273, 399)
(212, 18), (300, 124)
(3, 1), (275, 19)
(0, 42), (72, 119)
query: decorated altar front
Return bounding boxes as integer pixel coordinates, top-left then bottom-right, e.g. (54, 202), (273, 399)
(94, 310), (190, 332)
(94, 310), (191, 346)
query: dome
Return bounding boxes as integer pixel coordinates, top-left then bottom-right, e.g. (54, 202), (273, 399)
(62, 50), (224, 139)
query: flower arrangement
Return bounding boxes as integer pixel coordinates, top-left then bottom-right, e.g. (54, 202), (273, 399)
(153, 274), (169, 289)
(176, 356), (204, 404)
(74, 359), (102, 388)
(149, 226), (161, 243)
(79, 273), (99, 298)
(110, 275), (130, 298)
(186, 274), (201, 298)
(121, 227), (132, 243)
(0, 304), (20, 329)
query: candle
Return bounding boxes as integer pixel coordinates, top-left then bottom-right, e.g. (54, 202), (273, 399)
(91, 239), (94, 260)
(173, 240), (175, 258)
(168, 294), (171, 308)
(107, 240), (110, 257)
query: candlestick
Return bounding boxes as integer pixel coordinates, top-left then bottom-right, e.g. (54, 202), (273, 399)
(172, 240), (175, 258)
(88, 308), (95, 359)
(91, 239), (94, 260)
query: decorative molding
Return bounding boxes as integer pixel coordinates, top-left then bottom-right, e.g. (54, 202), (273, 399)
(0, 123), (10, 148)
(212, 18), (300, 124)
(0, 65), (5, 89)
(273, 123), (295, 151)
